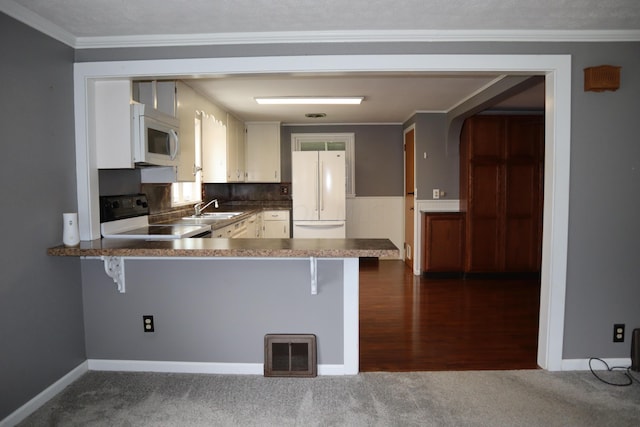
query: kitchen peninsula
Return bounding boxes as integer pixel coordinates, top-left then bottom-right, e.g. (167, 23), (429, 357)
(49, 237), (398, 375)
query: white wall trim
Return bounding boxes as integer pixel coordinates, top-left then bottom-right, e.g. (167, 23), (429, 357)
(343, 258), (360, 375)
(87, 359), (348, 376)
(74, 53), (571, 373)
(0, 361), (88, 427)
(417, 199), (461, 213)
(88, 359), (263, 375)
(73, 29), (640, 49)
(562, 358), (632, 371)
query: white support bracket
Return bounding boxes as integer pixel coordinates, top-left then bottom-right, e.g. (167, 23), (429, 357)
(102, 256), (126, 293)
(310, 257), (318, 295)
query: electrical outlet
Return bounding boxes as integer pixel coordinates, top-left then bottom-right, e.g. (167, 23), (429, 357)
(280, 185), (289, 195)
(143, 315), (155, 333)
(613, 323), (624, 342)
(433, 189), (440, 199)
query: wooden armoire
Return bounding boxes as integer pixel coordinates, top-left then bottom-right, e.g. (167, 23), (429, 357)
(460, 115), (544, 273)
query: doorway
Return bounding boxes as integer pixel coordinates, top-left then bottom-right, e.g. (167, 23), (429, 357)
(404, 127), (415, 270)
(74, 54), (571, 370)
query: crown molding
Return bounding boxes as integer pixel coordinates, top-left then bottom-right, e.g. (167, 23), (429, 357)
(74, 29), (640, 49)
(3, 2), (640, 50)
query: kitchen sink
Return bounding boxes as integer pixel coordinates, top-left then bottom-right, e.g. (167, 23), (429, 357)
(182, 212), (243, 220)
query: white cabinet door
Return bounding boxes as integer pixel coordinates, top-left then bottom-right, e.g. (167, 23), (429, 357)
(201, 113), (227, 183)
(262, 210), (290, 238)
(263, 220), (289, 238)
(244, 214), (259, 238)
(213, 224), (233, 238)
(93, 79), (134, 169)
(226, 113), (245, 182)
(245, 122), (280, 182)
(175, 81), (197, 182)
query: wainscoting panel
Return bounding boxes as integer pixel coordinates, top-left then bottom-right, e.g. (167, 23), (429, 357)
(346, 197), (403, 259)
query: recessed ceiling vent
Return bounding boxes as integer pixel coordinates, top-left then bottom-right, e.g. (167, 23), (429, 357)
(264, 334), (317, 377)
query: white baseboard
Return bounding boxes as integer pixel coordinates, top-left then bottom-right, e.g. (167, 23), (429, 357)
(0, 361), (88, 427)
(88, 359), (263, 375)
(562, 358), (632, 371)
(88, 359), (350, 376)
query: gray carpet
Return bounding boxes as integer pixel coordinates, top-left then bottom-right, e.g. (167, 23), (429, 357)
(18, 369), (640, 426)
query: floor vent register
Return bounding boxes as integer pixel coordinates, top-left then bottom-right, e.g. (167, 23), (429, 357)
(264, 334), (317, 377)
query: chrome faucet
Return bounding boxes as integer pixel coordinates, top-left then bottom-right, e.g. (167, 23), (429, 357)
(194, 199), (219, 216)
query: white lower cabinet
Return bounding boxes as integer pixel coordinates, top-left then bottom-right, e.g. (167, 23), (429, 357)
(262, 210), (290, 238)
(214, 219), (247, 238)
(212, 210), (288, 238)
(213, 224), (233, 238)
(244, 214), (260, 238)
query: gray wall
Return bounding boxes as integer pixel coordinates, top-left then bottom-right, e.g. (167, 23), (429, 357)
(3, 17), (639, 420)
(82, 259), (344, 364)
(281, 125), (404, 197)
(0, 14), (85, 420)
(74, 40), (640, 360)
(404, 113), (460, 200)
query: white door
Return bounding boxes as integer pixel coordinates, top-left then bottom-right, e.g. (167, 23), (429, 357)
(292, 151), (319, 221)
(318, 151), (346, 221)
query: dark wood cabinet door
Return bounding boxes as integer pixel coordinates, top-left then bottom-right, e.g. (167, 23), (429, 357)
(504, 162), (541, 271)
(466, 161), (502, 271)
(422, 213), (465, 272)
(461, 115), (543, 274)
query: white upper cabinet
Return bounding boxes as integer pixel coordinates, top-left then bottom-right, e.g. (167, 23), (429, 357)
(201, 112), (246, 183)
(93, 79), (134, 169)
(173, 81), (199, 182)
(134, 80), (176, 117)
(226, 113), (246, 182)
(245, 122), (281, 182)
(92, 79), (195, 183)
(201, 113), (227, 183)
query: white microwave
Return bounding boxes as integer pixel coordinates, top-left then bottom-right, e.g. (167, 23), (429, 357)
(131, 103), (180, 167)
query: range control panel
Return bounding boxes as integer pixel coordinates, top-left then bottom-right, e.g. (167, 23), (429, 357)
(99, 194), (150, 222)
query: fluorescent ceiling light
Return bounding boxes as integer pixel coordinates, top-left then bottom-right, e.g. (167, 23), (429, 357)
(255, 97), (364, 105)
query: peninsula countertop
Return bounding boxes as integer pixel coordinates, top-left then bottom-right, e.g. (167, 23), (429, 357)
(47, 238), (399, 259)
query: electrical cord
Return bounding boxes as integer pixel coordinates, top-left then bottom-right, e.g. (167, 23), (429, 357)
(588, 357), (634, 387)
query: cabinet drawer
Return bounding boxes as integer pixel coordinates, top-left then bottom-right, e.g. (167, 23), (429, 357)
(263, 210), (289, 221)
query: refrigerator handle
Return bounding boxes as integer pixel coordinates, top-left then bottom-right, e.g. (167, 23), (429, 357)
(314, 160), (319, 212)
(320, 160), (324, 211)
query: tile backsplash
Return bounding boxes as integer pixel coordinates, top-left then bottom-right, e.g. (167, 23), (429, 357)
(205, 183), (291, 204)
(100, 167), (291, 216)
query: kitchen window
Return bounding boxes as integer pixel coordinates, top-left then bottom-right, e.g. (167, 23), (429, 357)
(292, 133), (355, 197)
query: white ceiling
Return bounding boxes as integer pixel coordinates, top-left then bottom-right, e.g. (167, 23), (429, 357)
(3, 0), (638, 123)
(184, 73), (545, 124)
(5, 0), (640, 42)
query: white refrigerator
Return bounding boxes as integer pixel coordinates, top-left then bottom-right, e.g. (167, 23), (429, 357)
(292, 151), (346, 238)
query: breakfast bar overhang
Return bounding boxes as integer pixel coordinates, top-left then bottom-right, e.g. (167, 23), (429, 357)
(49, 238), (398, 376)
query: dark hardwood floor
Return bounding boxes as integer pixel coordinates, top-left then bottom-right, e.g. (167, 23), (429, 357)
(359, 260), (541, 371)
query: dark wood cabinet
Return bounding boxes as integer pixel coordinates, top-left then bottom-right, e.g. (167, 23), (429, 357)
(422, 213), (465, 273)
(460, 115), (544, 273)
